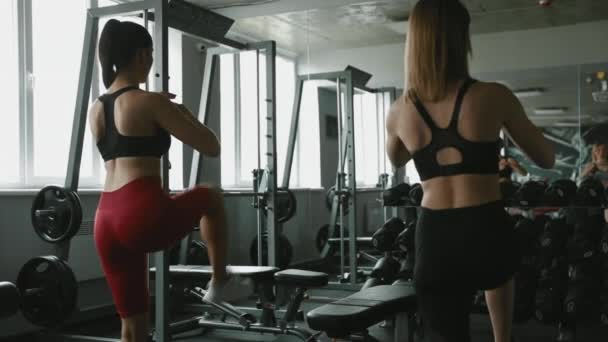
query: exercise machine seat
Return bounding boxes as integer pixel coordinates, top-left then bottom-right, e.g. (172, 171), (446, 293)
(274, 269), (329, 288)
(306, 284), (416, 336)
(150, 265), (278, 282)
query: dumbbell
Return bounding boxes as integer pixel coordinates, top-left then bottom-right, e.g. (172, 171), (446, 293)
(372, 217), (406, 252)
(397, 220), (416, 253)
(535, 286), (565, 324)
(369, 255), (400, 282)
(563, 281), (600, 321)
(500, 180), (521, 206)
(573, 216), (604, 241)
(574, 177), (606, 207)
(382, 183), (411, 206)
(538, 264), (568, 289)
(513, 180), (548, 207)
(542, 179), (577, 207)
(408, 183), (423, 206)
(567, 233), (596, 263)
(567, 259), (599, 283)
(600, 225), (608, 258)
(396, 254), (415, 281)
(600, 291), (608, 325)
(538, 219), (571, 266)
(513, 267), (538, 323)
(514, 217), (542, 261)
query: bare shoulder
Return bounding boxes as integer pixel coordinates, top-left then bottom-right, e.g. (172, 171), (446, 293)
(389, 95), (408, 119)
(123, 90), (172, 116)
(88, 99), (104, 121)
(473, 81), (517, 102)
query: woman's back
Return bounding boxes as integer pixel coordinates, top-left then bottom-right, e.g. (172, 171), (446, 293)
(392, 80), (528, 209)
(90, 87), (167, 191)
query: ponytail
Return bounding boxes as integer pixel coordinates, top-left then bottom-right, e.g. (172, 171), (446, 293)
(99, 19), (121, 89)
(98, 19), (153, 89)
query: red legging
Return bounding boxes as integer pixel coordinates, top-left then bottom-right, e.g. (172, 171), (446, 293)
(94, 177), (213, 318)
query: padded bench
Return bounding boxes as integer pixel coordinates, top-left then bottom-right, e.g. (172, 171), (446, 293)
(150, 265), (330, 341)
(150, 265), (279, 282)
(307, 283), (417, 342)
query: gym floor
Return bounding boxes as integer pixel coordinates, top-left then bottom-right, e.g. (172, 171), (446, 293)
(25, 287), (607, 342)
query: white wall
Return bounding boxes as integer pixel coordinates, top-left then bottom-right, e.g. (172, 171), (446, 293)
(297, 20), (608, 88)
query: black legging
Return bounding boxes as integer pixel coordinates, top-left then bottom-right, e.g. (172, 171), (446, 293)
(414, 201), (519, 342)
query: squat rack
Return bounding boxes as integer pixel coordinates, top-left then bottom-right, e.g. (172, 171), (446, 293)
(63, 1), (278, 341)
(281, 66), (398, 286)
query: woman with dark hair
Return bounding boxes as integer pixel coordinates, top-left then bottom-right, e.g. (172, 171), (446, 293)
(385, 1), (555, 341)
(90, 19), (250, 342)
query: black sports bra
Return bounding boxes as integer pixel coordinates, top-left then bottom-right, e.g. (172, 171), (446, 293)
(96, 86), (171, 162)
(411, 79), (500, 181)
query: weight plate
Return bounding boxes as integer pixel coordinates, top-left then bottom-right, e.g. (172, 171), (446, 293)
(250, 234), (293, 269)
(17, 256), (78, 328)
(31, 186), (82, 244)
(264, 188), (297, 224)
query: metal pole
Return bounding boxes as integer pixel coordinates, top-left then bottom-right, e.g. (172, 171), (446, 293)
(144, 9), (149, 91)
(65, 12), (97, 192)
(281, 79), (303, 188)
(335, 78), (345, 280)
(256, 50), (261, 171)
(152, 1), (170, 341)
(60, 10), (97, 262)
(264, 42), (278, 267)
(344, 72), (358, 285)
(189, 51), (218, 187)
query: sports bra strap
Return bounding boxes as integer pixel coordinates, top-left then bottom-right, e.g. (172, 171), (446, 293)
(412, 96), (439, 130)
(448, 78), (476, 129)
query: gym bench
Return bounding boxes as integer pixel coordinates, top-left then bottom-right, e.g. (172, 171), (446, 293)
(306, 282), (418, 342)
(150, 265), (328, 341)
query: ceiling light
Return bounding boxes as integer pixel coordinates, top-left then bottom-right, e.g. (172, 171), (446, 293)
(514, 88), (545, 98)
(534, 107), (568, 115)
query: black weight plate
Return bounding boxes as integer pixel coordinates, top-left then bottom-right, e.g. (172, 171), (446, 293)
(31, 186), (82, 244)
(65, 190), (83, 241)
(316, 223), (348, 258)
(250, 234), (293, 269)
(263, 189), (297, 224)
(17, 256), (77, 328)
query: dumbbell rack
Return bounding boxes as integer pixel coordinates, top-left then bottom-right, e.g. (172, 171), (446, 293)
(505, 204), (608, 341)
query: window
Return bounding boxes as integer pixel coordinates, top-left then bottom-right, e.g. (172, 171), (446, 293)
(220, 52), (300, 188)
(0, 0), (19, 186)
(297, 81), (322, 188)
(220, 54), (236, 186)
(353, 92), (381, 186)
(31, 0), (88, 184)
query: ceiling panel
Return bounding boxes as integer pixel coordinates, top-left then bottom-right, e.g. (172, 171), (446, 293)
(476, 64), (608, 127)
(228, 0), (608, 54)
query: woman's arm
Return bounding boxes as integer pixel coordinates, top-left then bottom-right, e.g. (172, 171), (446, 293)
(148, 93), (220, 157)
(386, 101), (411, 168)
(497, 83), (555, 169)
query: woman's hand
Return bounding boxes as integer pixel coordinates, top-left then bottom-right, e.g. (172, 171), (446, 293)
(581, 162), (598, 179)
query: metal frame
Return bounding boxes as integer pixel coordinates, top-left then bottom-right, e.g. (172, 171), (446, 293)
(187, 41), (279, 266)
(282, 71), (399, 285)
(57, 1), (278, 341)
